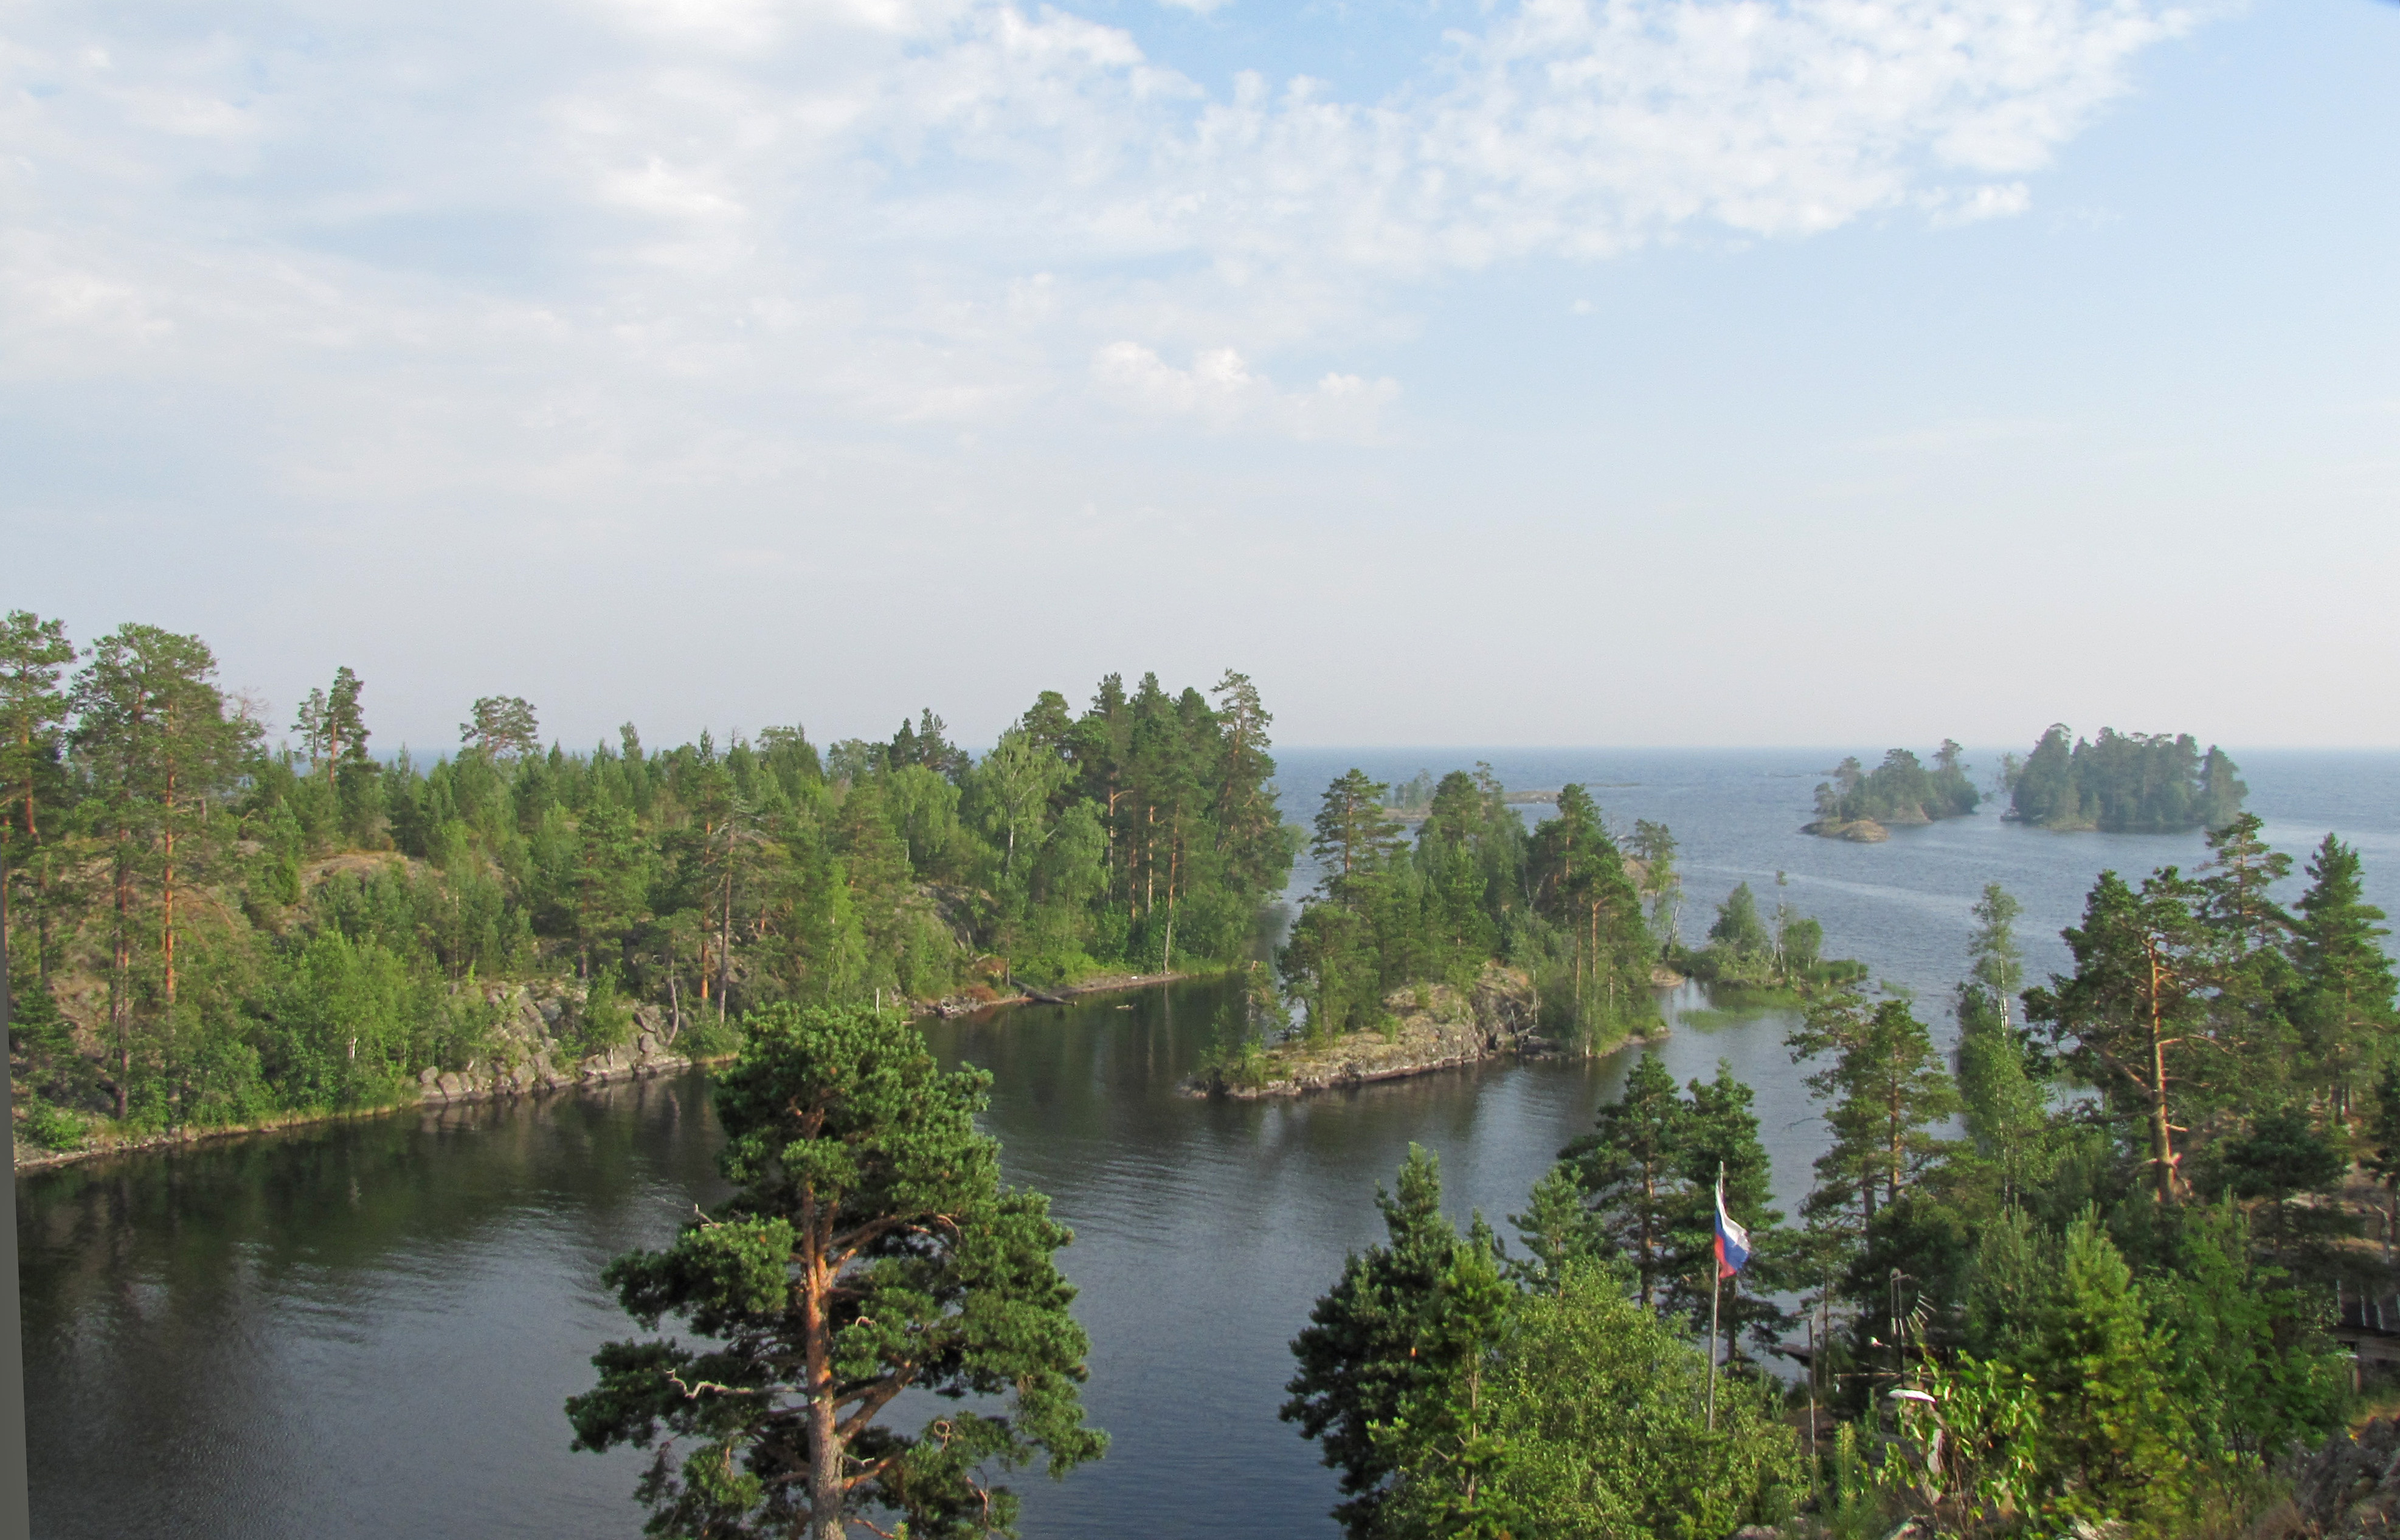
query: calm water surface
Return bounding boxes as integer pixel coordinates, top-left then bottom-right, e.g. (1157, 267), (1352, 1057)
(21, 748), (2398, 1538)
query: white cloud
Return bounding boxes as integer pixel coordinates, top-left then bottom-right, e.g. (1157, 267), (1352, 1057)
(1929, 181), (2034, 225)
(0, 0), (2190, 492)
(1093, 341), (1399, 440)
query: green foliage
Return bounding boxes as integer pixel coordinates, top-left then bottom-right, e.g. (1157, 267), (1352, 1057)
(2008, 723), (2246, 832)
(2018, 1216), (2189, 1524)
(18, 1095), (89, 1151)
(1292, 1149), (1801, 1539)
(1561, 1052), (1689, 1308)
(1813, 741), (1979, 825)
(1790, 994), (1963, 1246)
(1401, 1263), (1801, 1539)
(1277, 769), (1659, 1051)
(7, 626), (1293, 1139)
(1284, 1144), (1466, 1536)
(566, 1004), (1105, 1539)
(1681, 879), (1859, 993)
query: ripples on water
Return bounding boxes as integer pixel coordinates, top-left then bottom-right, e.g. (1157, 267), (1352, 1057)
(20, 750), (2399, 1538)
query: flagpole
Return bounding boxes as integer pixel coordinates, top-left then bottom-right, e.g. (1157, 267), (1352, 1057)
(1707, 1262), (1720, 1431)
(1707, 1161), (1723, 1432)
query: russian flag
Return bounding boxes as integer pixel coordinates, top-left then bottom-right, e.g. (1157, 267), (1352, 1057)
(1714, 1176), (1751, 1280)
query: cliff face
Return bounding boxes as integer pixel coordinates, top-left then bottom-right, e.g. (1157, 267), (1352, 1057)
(1190, 965), (1542, 1099)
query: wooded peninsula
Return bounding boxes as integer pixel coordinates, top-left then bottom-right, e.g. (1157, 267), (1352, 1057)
(2, 611), (1289, 1155)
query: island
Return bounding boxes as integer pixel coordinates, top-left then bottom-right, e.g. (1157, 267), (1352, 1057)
(1188, 769), (1863, 1098)
(2004, 723), (2246, 831)
(1800, 741), (1977, 840)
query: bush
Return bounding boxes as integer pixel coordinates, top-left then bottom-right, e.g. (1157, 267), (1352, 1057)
(19, 1096), (89, 1152)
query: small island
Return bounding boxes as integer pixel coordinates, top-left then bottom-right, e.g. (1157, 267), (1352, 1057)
(1189, 965), (1544, 1097)
(1801, 741), (1977, 840)
(1189, 770), (1862, 1097)
(2004, 723), (2246, 831)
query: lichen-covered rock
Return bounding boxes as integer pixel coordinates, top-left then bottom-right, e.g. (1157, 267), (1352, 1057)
(1186, 965), (1543, 1099)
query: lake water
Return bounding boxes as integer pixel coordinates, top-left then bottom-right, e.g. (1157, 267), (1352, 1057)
(20, 748), (2398, 1538)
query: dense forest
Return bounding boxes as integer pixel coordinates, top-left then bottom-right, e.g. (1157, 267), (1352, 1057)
(2, 612), (1292, 1148)
(1286, 813), (2400, 1536)
(1264, 768), (1859, 1061)
(1810, 742), (1980, 828)
(2006, 723), (2247, 832)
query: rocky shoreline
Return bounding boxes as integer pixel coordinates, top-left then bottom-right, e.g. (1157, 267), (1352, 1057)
(1799, 817), (1890, 841)
(915, 967), (1206, 1020)
(1184, 966), (1640, 1100)
(16, 968), (1222, 1171)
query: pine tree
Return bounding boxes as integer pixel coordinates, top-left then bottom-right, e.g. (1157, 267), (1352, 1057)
(69, 624), (256, 1119)
(1789, 995), (1962, 1242)
(2198, 812), (2292, 955)
(1312, 769), (1404, 908)
(2025, 869), (2221, 1203)
(571, 800), (649, 979)
(1368, 1238), (1516, 1540)
(461, 695), (539, 761)
(0, 610), (77, 980)
(567, 1004), (1105, 1540)
(1284, 1144), (1468, 1538)
(1528, 785), (1646, 1031)
(1506, 1164), (1602, 1294)
(2290, 834), (2398, 1108)
(1668, 1060), (1789, 1355)
(1416, 772), (1498, 985)
(2019, 1216), (2187, 1524)
(1561, 1051), (1689, 1310)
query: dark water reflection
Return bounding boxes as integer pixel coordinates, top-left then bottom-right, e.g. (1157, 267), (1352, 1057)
(22, 1077), (730, 1540)
(21, 750), (2399, 1538)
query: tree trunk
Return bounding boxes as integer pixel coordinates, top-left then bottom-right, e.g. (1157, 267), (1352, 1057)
(1164, 841), (1179, 970)
(112, 824), (132, 1119)
(2147, 944), (2179, 1203)
(801, 1193), (846, 1540)
(719, 870), (733, 1021)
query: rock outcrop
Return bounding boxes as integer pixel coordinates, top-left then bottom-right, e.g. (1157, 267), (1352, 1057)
(413, 986), (705, 1105)
(1800, 818), (1890, 842)
(2258, 1413), (2400, 1538)
(1187, 966), (1543, 1099)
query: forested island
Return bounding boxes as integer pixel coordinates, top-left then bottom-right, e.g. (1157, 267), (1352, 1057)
(1192, 768), (1862, 1096)
(2, 610), (1291, 1159)
(1803, 741), (1979, 840)
(1280, 817), (2400, 1538)
(2005, 723), (2246, 831)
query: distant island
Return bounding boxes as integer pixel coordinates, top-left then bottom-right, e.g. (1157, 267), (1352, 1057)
(2004, 724), (2245, 832)
(1802, 741), (1977, 840)
(1380, 768), (1571, 821)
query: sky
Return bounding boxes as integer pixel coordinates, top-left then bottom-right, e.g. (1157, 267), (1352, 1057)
(5, 0), (2396, 754)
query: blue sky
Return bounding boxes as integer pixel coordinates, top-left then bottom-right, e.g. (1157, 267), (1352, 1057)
(5, 0), (2395, 753)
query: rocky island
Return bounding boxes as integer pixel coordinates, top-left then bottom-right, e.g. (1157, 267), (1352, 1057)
(1183, 965), (1558, 1099)
(1802, 742), (1976, 839)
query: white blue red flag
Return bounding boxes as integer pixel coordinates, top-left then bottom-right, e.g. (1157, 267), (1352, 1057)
(1714, 1175), (1751, 1279)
